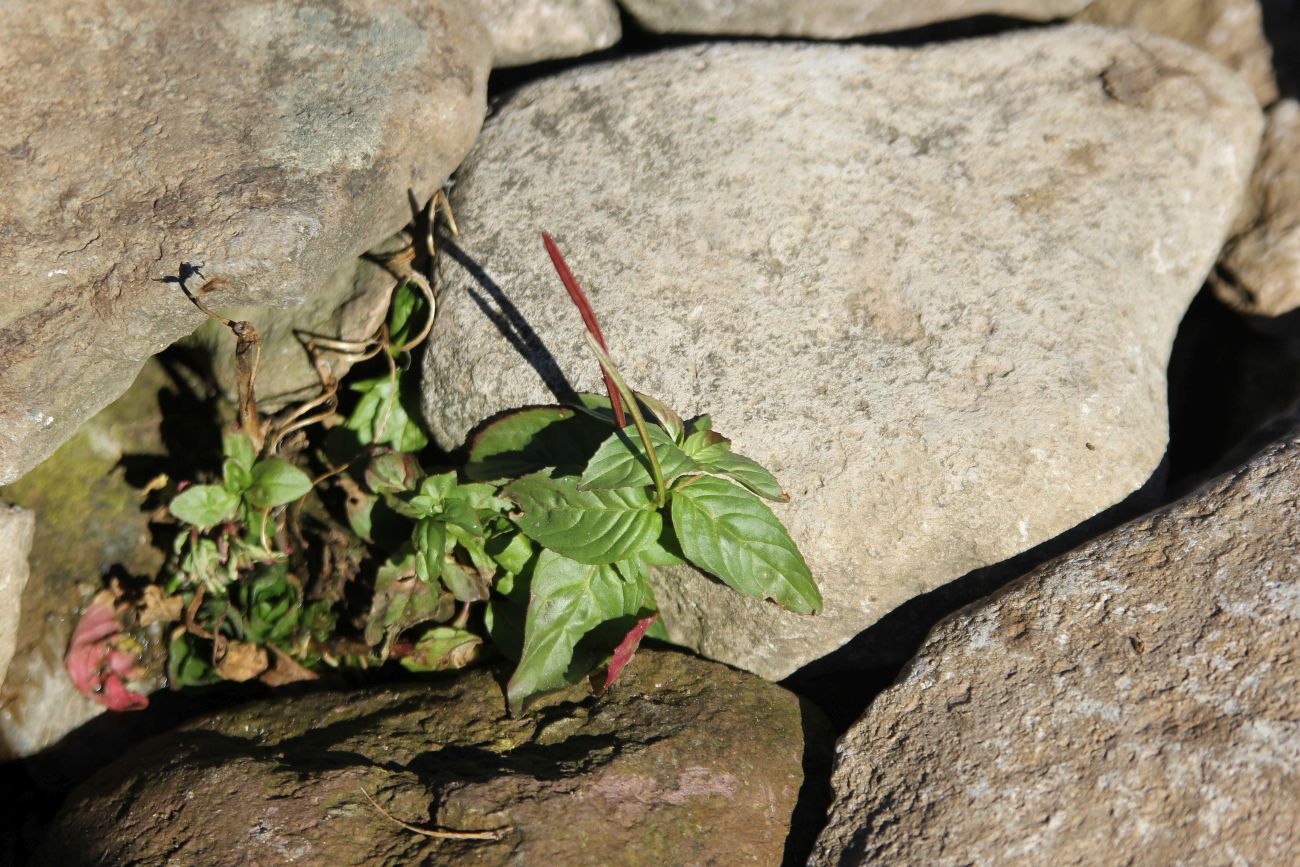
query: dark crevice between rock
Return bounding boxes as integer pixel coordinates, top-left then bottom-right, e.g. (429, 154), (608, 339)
(1260, 0), (1300, 102)
(486, 10), (1062, 108)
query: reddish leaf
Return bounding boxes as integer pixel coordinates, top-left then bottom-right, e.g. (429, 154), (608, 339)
(542, 232), (625, 428)
(65, 590), (149, 712)
(598, 612), (658, 694)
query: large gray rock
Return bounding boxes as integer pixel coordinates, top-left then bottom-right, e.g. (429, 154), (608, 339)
(0, 0), (491, 486)
(470, 0), (621, 66)
(616, 0), (1089, 38)
(0, 505), (34, 690)
(812, 428), (1300, 865)
(1077, 0), (1278, 105)
(44, 650), (827, 865)
(420, 30), (1262, 680)
(1216, 99), (1300, 316)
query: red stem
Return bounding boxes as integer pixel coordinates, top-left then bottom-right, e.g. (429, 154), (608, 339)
(542, 232), (625, 427)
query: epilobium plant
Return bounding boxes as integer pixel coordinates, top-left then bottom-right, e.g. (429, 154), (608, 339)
(67, 217), (821, 716)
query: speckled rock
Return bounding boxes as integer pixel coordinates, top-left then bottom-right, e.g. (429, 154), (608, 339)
(1078, 0), (1278, 104)
(420, 29), (1261, 680)
(469, 0), (621, 66)
(812, 428), (1300, 865)
(0, 0), (491, 486)
(616, 0), (1089, 38)
(1216, 99), (1300, 316)
(0, 361), (174, 759)
(43, 649), (828, 866)
(186, 234), (405, 409)
(0, 505), (34, 689)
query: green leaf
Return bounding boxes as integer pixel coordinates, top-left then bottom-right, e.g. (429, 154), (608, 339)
(465, 403), (611, 481)
(365, 550), (453, 649)
(168, 631), (219, 687)
(237, 567), (302, 645)
(487, 530), (534, 575)
(681, 430), (787, 502)
(632, 392), (684, 443)
(344, 376), (429, 453)
(503, 472), (662, 565)
(506, 550), (644, 714)
(223, 458), (253, 495)
(222, 430), (258, 470)
(244, 458), (314, 509)
(670, 475), (821, 614)
(387, 281), (428, 350)
(580, 424), (702, 491)
(364, 451), (422, 495)
(170, 484), (239, 528)
(412, 518), (447, 585)
(440, 558), (490, 602)
(400, 626), (481, 673)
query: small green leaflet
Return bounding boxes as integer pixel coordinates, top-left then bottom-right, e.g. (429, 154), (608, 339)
(170, 484), (239, 528)
(387, 281), (428, 350)
(579, 424), (702, 490)
(503, 472), (662, 565)
(671, 475), (821, 614)
(400, 626), (481, 673)
(345, 375), (429, 452)
(506, 550), (653, 713)
(465, 404), (610, 481)
(244, 459), (314, 509)
(680, 430), (787, 502)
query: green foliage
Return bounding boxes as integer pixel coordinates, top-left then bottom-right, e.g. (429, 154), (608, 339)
(151, 237), (820, 719)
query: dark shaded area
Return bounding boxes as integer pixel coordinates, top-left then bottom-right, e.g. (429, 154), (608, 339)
(780, 697), (837, 867)
(1260, 0), (1300, 100)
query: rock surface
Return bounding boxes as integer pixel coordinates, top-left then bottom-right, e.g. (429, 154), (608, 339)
(1078, 0), (1278, 104)
(186, 234), (404, 409)
(812, 428), (1300, 866)
(469, 0), (621, 66)
(43, 649), (826, 865)
(1216, 99), (1300, 316)
(0, 505), (35, 689)
(616, 0), (1089, 38)
(0, 361), (174, 759)
(421, 30), (1261, 680)
(0, 0), (491, 486)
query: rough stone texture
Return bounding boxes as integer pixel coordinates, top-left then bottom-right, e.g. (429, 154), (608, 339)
(812, 428), (1300, 866)
(0, 0), (491, 486)
(469, 0), (621, 67)
(616, 0), (1089, 38)
(1078, 0), (1278, 104)
(1215, 99), (1300, 316)
(0, 361), (173, 759)
(0, 505), (35, 690)
(43, 649), (827, 865)
(420, 30), (1261, 680)
(187, 234), (405, 409)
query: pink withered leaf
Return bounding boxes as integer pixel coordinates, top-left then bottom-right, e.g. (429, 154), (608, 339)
(598, 612), (659, 695)
(65, 590), (149, 711)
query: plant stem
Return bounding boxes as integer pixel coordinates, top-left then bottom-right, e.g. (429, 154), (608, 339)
(583, 333), (667, 507)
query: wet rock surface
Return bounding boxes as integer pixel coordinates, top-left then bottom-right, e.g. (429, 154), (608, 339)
(43, 649), (829, 866)
(812, 428), (1300, 865)
(0, 361), (177, 759)
(0, 0), (491, 486)
(421, 29), (1261, 680)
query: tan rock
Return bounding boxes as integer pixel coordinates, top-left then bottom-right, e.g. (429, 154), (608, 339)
(812, 429), (1300, 865)
(469, 0), (621, 66)
(617, 0), (1090, 38)
(421, 29), (1261, 680)
(43, 650), (828, 865)
(1078, 0), (1278, 104)
(0, 0), (491, 485)
(1216, 99), (1300, 316)
(0, 505), (34, 689)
